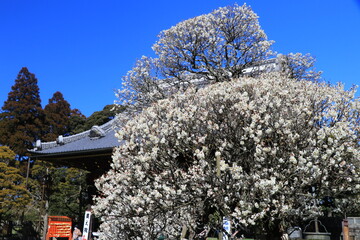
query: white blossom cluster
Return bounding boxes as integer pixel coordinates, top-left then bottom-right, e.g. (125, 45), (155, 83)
(116, 4), (274, 111)
(116, 4), (322, 115)
(94, 73), (360, 239)
(277, 53), (322, 81)
(153, 4), (273, 82)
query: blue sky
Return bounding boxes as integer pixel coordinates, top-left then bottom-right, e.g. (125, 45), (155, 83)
(1, 0), (359, 117)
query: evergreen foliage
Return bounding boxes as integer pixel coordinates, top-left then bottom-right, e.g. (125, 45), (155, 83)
(73, 104), (124, 133)
(0, 67), (44, 157)
(48, 167), (89, 221)
(43, 91), (72, 141)
(0, 145), (16, 165)
(69, 108), (87, 135)
(82, 104), (116, 129)
(0, 146), (31, 236)
(29, 161), (89, 224)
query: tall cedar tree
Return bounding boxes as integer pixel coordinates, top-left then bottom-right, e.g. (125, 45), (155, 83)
(0, 67), (44, 158)
(43, 91), (71, 141)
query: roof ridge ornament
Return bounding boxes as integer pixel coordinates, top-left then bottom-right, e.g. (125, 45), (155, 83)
(36, 139), (42, 150)
(89, 125), (106, 139)
(57, 135), (64, 145)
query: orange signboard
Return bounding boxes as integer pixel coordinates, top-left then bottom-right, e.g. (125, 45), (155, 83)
(46, 216), (72, 240)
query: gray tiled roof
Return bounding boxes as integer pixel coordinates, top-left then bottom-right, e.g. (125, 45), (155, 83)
(29, 118), (121, 155)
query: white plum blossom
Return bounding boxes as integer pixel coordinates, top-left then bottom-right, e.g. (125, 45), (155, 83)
(277, 53), (322, 81)
(116, 4), (275, 111)
(94, 73), (360, 239)
(116, 4), (321, 116)
(153, 4), (274, 82)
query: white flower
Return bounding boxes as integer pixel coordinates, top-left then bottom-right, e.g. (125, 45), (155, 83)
(95, 68), (360, 239)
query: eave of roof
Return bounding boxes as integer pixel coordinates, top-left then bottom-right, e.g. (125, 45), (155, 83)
(30, 146), (114, 158)
(28, 118), (121, 157)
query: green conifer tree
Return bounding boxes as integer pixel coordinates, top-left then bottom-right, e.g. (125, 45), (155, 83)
(0, 146), (31, 237)
(0, 67), (44, 158)
(43, 91), (71, 141)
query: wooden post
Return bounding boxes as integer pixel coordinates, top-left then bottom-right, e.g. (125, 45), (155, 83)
(343, 219), (349, 240)
(42, 200), (48, 240)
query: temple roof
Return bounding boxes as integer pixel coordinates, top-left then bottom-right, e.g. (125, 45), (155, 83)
(28, 118), (121, 174)
(29, 118), (120, 155)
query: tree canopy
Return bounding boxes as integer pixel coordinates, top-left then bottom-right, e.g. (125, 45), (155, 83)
(43, 91), (72, 141)
(95, 73), (360, 239)
(118, 4), (321, 111)
(118, 4), (272, 109)
(29, 161), (90, 223)
(93, 4), (342, 239)
(0, 145), (16, 165)
(73, 104), (122, 133)
(153, 3), (273, 82)
(0, 146), (31, 229)
(0, 67), (44, 157)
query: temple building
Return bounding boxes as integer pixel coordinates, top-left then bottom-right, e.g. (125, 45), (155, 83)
(28, 118), (121, 178)
(28, 118), (123, 239)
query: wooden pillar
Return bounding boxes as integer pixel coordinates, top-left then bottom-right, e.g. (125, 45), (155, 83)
(343, 219), (349, 240)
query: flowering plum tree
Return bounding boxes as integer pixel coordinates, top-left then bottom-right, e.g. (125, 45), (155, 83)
(119, 3), (274, 109)
(277, 53), (322, 82)
(94, 73), (360, 239)
(152, 4), (272, 82)
(118, 4), (321, 111)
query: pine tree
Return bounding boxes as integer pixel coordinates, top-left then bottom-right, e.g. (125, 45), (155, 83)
(0, 145), (16, 166)
(0, 67), (44, 158)
(0, 146), (31, 237)
(43, 91), (71, 141)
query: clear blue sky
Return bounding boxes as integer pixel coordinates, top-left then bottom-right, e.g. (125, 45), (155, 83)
(1, 0), (359, 117)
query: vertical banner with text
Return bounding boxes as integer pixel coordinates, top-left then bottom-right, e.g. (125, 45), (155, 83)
(82, 210), (92, 240)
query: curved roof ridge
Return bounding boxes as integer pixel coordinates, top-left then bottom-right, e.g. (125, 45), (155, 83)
(38, 117), (117, 150)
